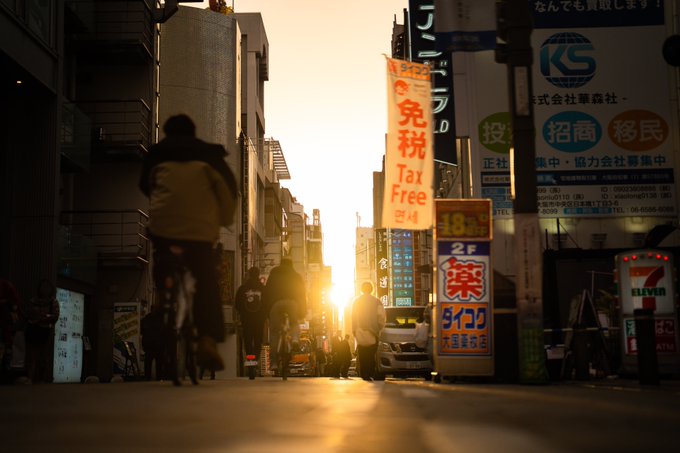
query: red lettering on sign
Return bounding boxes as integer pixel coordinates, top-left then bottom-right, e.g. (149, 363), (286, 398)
(442, 257), (485, 301)
(390, 184), (427, 205)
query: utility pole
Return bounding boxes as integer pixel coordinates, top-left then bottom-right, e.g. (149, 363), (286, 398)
(495, 0), (547, 384)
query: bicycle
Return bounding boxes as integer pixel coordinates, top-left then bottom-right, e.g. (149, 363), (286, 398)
(157, 245), (199, 386)
(277, 313), (292, 380)
(238, 322), (259, 380)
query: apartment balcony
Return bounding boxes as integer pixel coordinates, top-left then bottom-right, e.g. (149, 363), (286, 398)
(68, 0), (154, 64)
(78, 99), (151, 162)
(59, 210), (150, 276)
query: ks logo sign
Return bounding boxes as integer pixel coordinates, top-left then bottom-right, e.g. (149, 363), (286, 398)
(539, 32), (596, 88)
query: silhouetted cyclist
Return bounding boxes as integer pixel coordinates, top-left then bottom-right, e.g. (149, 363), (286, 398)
(264, 258), (306, 372)
(235, 266), (267, 375)
(139, 114), (237, 372)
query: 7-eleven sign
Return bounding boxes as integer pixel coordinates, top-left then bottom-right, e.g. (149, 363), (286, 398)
(616, 249), (675, 314)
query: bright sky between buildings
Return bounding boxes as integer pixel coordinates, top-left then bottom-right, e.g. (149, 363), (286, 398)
(190, 1), (409, 300)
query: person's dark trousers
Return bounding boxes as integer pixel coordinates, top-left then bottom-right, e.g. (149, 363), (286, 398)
(339, 359), (350, 378)
(151, 236), (225, 342)
(357, 343), (378, 380)
(144, 353), (154, 380)
(330, 354), (340, 378)
(144, 350), (163, 380)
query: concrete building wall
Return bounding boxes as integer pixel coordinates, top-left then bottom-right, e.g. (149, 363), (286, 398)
(159, 7), (240, 153)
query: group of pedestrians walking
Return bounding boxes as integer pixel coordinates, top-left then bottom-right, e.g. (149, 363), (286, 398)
(0, 278), (61, 385)
(2, 114), (393, 386)
(234, 259), (306, 375)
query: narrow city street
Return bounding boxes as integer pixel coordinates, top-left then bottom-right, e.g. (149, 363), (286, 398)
(1, 376), (678, 452)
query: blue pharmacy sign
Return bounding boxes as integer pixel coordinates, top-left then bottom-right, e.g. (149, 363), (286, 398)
(433, 199), (494, 376)
(438, 241), (492, 356)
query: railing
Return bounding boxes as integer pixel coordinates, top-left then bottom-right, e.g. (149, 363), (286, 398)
(69, 0), (154, 58)
(78, 99), (152, 158)
(60, 209), (150, 264)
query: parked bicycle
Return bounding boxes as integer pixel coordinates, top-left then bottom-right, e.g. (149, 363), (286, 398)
(277, 313), (292, 380)
(157, 245), (199, 386)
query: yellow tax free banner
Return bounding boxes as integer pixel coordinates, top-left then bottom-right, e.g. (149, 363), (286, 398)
(382, 57), (434, 230)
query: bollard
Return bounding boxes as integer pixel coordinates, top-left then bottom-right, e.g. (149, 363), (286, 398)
(633, 308), (659, 385)
(573, 326), (590, 380)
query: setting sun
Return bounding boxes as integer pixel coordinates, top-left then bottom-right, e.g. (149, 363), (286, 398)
(328, 282), (354, 311)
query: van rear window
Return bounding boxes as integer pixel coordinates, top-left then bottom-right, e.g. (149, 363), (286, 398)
(384, 307), (422, 328)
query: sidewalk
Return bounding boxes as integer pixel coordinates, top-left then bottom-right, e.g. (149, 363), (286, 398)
(562, 374), (680, 394)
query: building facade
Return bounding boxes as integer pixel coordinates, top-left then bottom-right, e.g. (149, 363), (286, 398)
(0, 1), (329, 381)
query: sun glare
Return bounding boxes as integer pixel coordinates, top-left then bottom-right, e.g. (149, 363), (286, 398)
(329, 283), (354, 311)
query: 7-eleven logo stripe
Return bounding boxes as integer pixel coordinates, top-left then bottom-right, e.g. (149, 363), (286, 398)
(629, 266), (665, 311)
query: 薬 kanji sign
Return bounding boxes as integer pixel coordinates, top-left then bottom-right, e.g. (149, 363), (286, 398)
(434, 199), (494, 373)
(437, 241), (492, 356)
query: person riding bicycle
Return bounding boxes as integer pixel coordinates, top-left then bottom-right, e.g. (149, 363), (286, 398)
(264, 258), (306, 372)
(235, 266), (267, 375)
(139, 114), (237, 372)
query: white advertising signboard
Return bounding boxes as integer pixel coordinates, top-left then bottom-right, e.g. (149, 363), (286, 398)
(53, 288), (84, 383)
(470, 3), (676, 219)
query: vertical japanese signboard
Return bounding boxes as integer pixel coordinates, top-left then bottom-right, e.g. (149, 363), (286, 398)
(383, 57), (434, 230)
(375, 228), (390, 306)
(434, 199), (493, 376)
(409, 0), (457, 164)
(615, 249), (680, 374)
(53, 288), (84, 383)
(391, 229), (415, 307)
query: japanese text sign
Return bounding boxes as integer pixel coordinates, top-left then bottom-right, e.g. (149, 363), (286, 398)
(437, 241), (492, 356)
(374, 228), (390, 306)
(391, 229), (414, 306)
(435, 199), (492, 241)
(623, 317), (677, 355)
(382, 57), (434, 230)
(53, 288), (85, 383)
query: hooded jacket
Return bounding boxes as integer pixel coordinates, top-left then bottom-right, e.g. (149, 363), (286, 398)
(139, 135), (238, 243)
(264, 261), (307, 316)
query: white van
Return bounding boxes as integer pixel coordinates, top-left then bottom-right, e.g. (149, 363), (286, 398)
(375, 306), (433, 379)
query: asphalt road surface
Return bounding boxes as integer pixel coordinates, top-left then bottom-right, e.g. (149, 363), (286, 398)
(1, 376), (678, 452)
